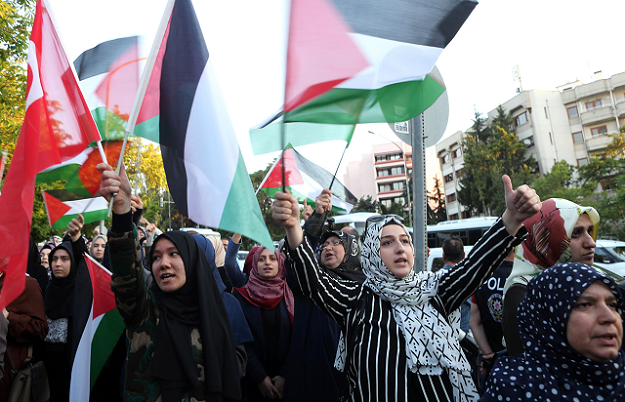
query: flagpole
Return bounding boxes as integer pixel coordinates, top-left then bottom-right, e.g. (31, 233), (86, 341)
(81, 196), (97, 216)
(0, 149), (8, 192)
(106, 0), (176, 217)
(328, 141), (349, 191)
(281, 0), (295, 193)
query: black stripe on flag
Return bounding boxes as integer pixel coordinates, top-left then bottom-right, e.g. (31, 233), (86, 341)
(159, 0), (209, 217)
(329, 0), (477, 49)
(73, 36), (138, 81)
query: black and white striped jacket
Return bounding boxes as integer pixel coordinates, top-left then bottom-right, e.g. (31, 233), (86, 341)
(287, 218), (525, 402)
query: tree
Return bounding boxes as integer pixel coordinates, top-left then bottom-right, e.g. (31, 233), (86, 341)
(352, 195), (379, 213)
(532, 160), (595, 201)
(458, 107), (537, 216)
(577, 126), (625, 238)
(428, 174), (446, 224)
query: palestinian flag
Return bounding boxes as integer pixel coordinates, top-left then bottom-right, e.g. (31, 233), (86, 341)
(258, 145), (357, 213)
(249, 112), (355, 155)
(132, 0), (273, 248)
(42, 190), (108, 229)
(284, 0), (477, 124)
(36, 140), (123, 197)
(73, 36), (141, 140)
(69, 254), (125, 401)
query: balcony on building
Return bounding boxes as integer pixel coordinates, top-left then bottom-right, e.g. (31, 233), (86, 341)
(574, 79), (609, 100)
(616, 99), (625, 118)
(580, 101), (614, 125)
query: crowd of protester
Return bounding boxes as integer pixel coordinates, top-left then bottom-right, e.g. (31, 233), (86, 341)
(1, 164), (623, 402)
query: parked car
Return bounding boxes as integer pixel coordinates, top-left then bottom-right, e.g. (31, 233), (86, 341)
(594, 240), (625, 276)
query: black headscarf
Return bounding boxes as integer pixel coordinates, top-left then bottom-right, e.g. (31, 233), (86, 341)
(27, 236), (49, 292)
(44, 241), (78, 319)
(319, 230), (365, 283)
(149, 231), (241, 402)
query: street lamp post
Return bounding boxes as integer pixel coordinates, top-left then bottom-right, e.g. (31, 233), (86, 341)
(368, 131), (412, 227)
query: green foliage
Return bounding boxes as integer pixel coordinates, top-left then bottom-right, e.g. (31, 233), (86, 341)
(577, 127), (625, 239)
(458, 107), (537, 216)
(352, 195), (379, 213)
(428, 174), (446, 224)
(532, 160), (596, 201)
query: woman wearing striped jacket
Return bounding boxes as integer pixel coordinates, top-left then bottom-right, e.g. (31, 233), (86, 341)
(271, 176), (541, 402)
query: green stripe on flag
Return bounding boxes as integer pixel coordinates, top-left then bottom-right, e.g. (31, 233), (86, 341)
(285, 75), (445, 124)
(260, 186), (348, 213)
(220, 152), (273, 248)
(134, 115), (160, 143)
(91, 107), (130, 141)
(249, 122), (354, 155)
(90, 309), (125, 390)
(36, 163), (80, 185)
(52, 209), (108, 229)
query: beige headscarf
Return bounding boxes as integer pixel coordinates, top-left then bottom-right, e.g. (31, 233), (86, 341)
(207, 235), (226, 267)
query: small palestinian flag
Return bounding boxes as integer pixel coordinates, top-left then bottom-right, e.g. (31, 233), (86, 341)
(74, 36), (141, 140)
(69, 254), (125, 400)
(258, 144), (357, 213)
(42, 190), (108, 229)
(36, 141), (123, 197)
(284, 0), (477, 124)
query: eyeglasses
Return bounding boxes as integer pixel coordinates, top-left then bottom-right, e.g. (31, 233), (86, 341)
(363, 214), (404, 239)
(319, 239), (342, 251)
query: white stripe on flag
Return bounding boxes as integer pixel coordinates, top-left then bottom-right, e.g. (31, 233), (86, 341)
(64, 196), (108, 215)
(185, 61), (239, 223)
(337, 34), (442, 90)
(38, 147), (92, 173)
(295, 170), (354, 212)
(69, 305), (104, 401)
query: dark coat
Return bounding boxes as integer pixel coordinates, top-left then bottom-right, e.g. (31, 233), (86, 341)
(234, 294), (291, 402)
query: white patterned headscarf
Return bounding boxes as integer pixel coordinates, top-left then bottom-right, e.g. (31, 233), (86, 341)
(335, 216), (474, 399)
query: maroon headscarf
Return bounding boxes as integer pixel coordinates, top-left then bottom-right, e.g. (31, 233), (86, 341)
(235, 247), (294, 324)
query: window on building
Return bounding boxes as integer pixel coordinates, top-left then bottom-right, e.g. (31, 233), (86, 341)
(407, 169), (412, 176)
(389, 153), (402, 160)
(549, 132), (553, 145)
(585, 99), (602, 111)
(522, 136), (535, 148)
(601, 180), (616, 191)
(444, 173), (453, 183)
(591, 126), (608, 136)
(406, 154), (412, 161)
(544, 107), (548, 119)
(449, 213), (459, 220)
(377, 169), (389, 177)
(390, 167), (404, 175)
(375, 155), (388, 163)
(452, 148), (462, 159)
(567, 106), (578, 118)
(572, 132), (583, 143)
(447, 193), (457, 203)
(456, 169), (465, 178)
(394, 197), (405, 205)
(461, 210), (472, 219)
(380, 199), (392, 208)
(515, 111), (528, 127)
(577, 157), (589, 166)
(379, 184), (391, 192)
(392, 181), (405, 191)
(441, 154), (450, 165)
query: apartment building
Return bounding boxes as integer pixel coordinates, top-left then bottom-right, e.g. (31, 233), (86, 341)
(435, 70), (625, 220)
(343, 143), (412, 209)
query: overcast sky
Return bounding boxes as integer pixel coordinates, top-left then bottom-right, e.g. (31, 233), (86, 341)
(48, 0), (625, 190)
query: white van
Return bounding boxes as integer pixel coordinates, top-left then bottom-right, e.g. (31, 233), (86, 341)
(595, 240), (625, 276)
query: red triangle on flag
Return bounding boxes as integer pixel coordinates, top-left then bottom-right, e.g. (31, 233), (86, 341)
(261, 148), (305, 189)
(42, 191), (72, 227)
(284, 0), (369, 112)
(84, 254), (117, 318)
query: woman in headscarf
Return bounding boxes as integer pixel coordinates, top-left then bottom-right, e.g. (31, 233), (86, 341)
(98, 163), (241, 402)
(90, 234), (107, 264)
(192, 234), (254, 377)
(502, 198), (599, 355)
(42, 240), (92, 401)
(272, 176), (541, 402)
(282, 190), (364, 402)
(481, 263), (625, 401)
(233, 246), (294, 401)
